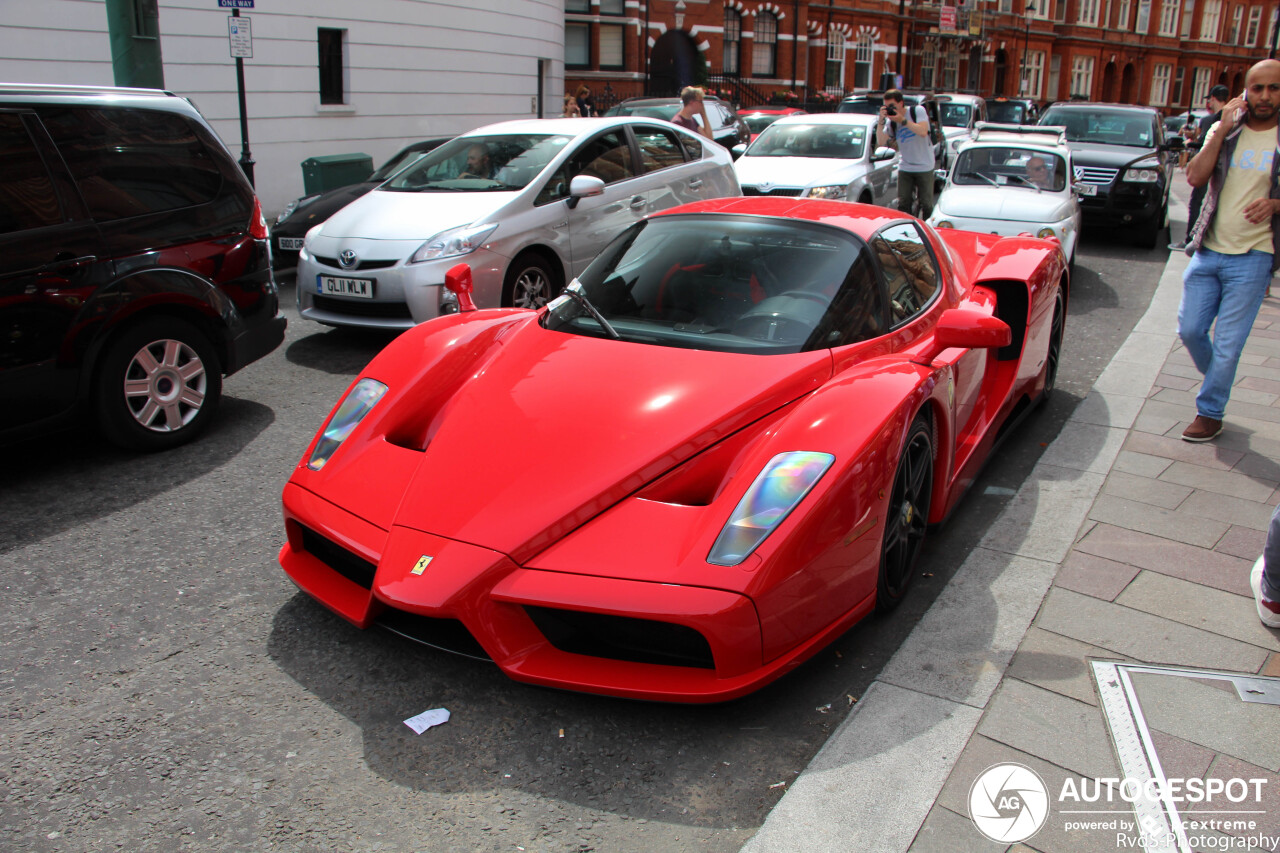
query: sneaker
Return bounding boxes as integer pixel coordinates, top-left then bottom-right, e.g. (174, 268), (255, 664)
(1250, 557), (1280, 628)
(1168, 240), (1187, 251)
(1181, 415), (1224, 442)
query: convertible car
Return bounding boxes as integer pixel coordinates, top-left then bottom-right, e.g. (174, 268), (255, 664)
(278, 197), (1067, 702)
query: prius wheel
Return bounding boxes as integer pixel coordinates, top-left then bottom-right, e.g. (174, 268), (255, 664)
(503, 252), (559, 310)
(1042, 289), (1066, 403)
(96, 318), (222, 451)
(877, 414), (934, 612)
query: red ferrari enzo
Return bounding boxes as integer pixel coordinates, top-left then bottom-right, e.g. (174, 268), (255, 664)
(279, 197), (1067, 703)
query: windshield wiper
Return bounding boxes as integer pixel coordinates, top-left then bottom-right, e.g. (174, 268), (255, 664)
(562, 281), (620, 339)
(1005, 174), (1042, 191)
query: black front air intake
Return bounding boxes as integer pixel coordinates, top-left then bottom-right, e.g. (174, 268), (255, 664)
(524, 606), (715, 669)
(300, 525), (376, 590)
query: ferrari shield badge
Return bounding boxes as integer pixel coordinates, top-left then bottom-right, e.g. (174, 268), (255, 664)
(411, 555), (434, 576)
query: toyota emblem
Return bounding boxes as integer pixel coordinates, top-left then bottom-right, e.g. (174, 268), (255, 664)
(338, 249), (358, 269)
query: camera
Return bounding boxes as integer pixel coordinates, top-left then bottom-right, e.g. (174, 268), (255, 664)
(885, 104), (897, 117)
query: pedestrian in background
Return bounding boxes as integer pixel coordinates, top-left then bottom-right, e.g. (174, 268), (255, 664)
(1177, 60), (1280, 442)
(672, 86), (713, 140)
(1172, 85), (1230, 250)
(875, 89), (936, 219)
(563, 94), (581, 118)
(575, 85), (596, 118)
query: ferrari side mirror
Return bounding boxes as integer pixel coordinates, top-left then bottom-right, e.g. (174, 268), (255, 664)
(445, 263), (477, 312)
(915, 308), (1011, 364)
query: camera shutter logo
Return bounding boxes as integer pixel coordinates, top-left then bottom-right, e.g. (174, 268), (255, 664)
(968, 762), (1050, 843)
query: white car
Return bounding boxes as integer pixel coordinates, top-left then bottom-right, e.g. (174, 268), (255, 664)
(937, 93), (987, 161)
(928, 123), (1082, 267)
(731, 113), (898, 206)
(296, 117), (740, 329)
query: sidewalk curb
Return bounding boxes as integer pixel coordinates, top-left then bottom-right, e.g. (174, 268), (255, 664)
(741, 237), (1192, 852)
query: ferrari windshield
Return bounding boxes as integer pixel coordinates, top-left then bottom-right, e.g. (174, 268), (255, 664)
(1039, 108), (1156, 147)
(954, 147), (1067, 191)
(747, 123), (868, 159)
(382, 134), (565, 191)
(544, 215), (884, 354)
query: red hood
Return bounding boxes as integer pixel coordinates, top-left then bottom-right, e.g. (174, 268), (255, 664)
(389, 325), (832, 563)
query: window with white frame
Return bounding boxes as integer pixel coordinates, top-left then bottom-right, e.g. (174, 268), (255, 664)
(1049, 54), (1062, 98)
(1191, 66), (1211, 103)
(854, 34), (873, 89)
(826, 30), (846, 89)
(1071, 55), (1095, 97)
(1201, 0), (1222, 39)
(1159, 0), (1180, 34)
(1247, 5), (1263, 43)
(1027, 50), (1045, 99)
(723, 9), (741, 74)
(1117, 0), (1132, 28)
(753, 11), (778, 77)
(1230, 4), (1244, 40)
(1151, 63), (1172, 105)
(1270, 5), (1279, 50)
(919, 42), (937, 89)
(1173, 66), (1185, 104)
(1136, 0), (1152, 30)
(942, 45), (959, 89)
(600, 25), (624, 68)
(1000, 0), (1012, 12)
(1181, 0), (1195, 34)
(1079, 0), (1101, 24)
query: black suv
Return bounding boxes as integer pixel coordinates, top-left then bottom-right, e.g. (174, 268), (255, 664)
(0, 84), (286, 450)
(836, 91), (948, 172)
(1038, 102), (1183, 247)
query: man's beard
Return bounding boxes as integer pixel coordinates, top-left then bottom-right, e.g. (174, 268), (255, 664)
(1248, 99), (1278, 121)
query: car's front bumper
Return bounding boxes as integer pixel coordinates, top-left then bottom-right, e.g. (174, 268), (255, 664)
(1076, 178), (1165, 226)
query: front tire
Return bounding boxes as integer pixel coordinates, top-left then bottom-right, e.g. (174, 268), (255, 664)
(1041, 288), (1066, 403)
(503, 252), (559, 310)
(876, 414), (934, 612)
(95, 318), (222, 451)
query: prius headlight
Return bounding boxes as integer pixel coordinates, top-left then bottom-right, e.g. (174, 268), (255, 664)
(409, 222), (498, 264)
(707, 451), (835, 566)
(307, 378), (388, 471)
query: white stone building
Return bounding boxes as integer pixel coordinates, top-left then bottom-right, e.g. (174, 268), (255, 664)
(1, 0), (565, 214)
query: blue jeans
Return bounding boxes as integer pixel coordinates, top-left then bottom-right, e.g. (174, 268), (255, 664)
(1177, 248), (1272, 420)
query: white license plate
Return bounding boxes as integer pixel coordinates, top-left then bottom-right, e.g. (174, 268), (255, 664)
(318, 276), (375, 299)
(1075, 184), (1097, 196)
(277, 237), (305, 250)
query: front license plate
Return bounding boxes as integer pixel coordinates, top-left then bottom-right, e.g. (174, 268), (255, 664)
(318, 275), (375, 299)
(1075, 183), (1097, 196)
(277, 237), (305, 250)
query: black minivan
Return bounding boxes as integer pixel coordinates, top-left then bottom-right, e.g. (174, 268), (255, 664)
(0, 84), (285, 450)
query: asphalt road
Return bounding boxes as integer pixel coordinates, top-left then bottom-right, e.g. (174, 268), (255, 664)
(0, 218), (1173, 853)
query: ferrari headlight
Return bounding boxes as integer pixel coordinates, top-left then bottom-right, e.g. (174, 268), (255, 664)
(307, 378), (388, 471)
(409, 222), (498, 264)
(806, 185), (848, 200)
(1036, 227), (1057, 239)
(707, 451), (835, 566)
(1123, 167), (1160, 183)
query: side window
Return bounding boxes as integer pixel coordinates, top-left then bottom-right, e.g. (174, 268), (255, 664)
(570, 131), (636, 185)
(634, 125), (687, 172)
(0, 114), (63, 234)
(38, 106), (223, 221)
(677, 131), (703, 160)
(812, 248), (886, 347)
(873, 222), (940, 326)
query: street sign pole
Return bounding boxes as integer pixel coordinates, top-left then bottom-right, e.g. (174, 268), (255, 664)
(223, 1), (255, 186)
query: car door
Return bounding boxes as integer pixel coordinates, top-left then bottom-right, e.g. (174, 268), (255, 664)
(865, 130), (898, 205)
(558, 128), (650, 278)
(632, 124), (712, 211)
(0, 110), (107, 430)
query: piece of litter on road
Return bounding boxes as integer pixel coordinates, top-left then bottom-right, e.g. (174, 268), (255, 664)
(559, 728), (565, 738)
(815, 703), (832, 713)
(847, 694), (857, 706)
(769, 781), (786, 789)
(403, 707), (450, 734)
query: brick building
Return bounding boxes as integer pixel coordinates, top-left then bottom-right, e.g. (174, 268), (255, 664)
(565, 0), (1277, 114)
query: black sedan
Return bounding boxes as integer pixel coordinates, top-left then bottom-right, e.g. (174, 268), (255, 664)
(271, 137), (451, 269)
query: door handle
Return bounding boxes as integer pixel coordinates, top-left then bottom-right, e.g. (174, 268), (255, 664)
(629, 196), (647, 209)
(689, 179), (703, 189)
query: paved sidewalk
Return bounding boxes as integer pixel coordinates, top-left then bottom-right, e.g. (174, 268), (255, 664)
(743, 180), (1280, 851)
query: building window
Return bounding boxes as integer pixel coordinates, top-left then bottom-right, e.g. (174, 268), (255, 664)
(942, 45), (959, 89)
(600, 25), (624, 69)
(1173, 66), (1185, 104)
(1000, 0), (1012, 11)
(1247, 5), (1263, 43)
(565, 0), (589, 10)
(1158, 0), (1180, 34)
(1078, 0), (1100, 25)
(1269, 5), (1279, 49)
(566, 22), (589, 67)
(1071, 55), (1094, 97)
(1027, 51), (1045, 99)
(1117, 0), (1132, 28)
(1136, 0), (1152, 30)
(826, 31), (846, 89)
(1181, 0), (1196, 34)
(919, 42), (937, 89)
(1201, 0), (1222, 38)
(318, 28), (346, 105)
(1151, 63), (1171, 105)
(1049, 53), (1062, 97)
(853, 35), (873, 89)
(1229, 4), (1244, 40)
(753, 12), (778, 77)
(1192, 66), (1211, 103)
(723, 9), (741, 74)
(599, 0), (624, 14)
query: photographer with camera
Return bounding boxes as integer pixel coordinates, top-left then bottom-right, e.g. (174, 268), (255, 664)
(875, 90), (935, 219)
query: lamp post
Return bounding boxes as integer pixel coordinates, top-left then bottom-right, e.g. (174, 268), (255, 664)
(1020, 1), (1036, 96)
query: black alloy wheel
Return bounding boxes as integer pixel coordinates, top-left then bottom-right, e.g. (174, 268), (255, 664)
(877, 414), (934, 612)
